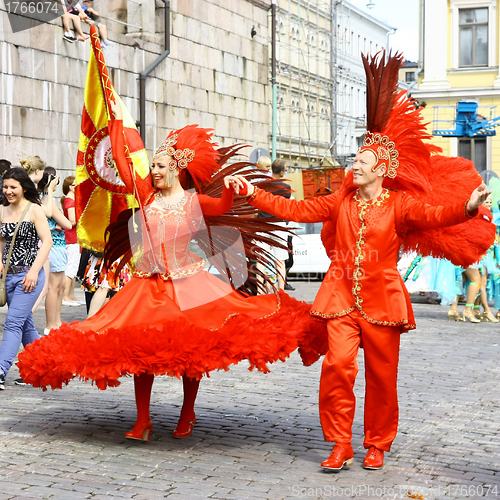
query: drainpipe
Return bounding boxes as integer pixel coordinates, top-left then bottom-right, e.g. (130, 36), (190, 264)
(407, 0), (425, 96)
(271, 0), (277, 161)
(385, 27), (397, 56)
(139, 0), (170, 145)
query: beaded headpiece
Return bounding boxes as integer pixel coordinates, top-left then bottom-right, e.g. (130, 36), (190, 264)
(359, 132), (399, 179)
(153, 134), (195, 170)
(152, 125), (221, 189)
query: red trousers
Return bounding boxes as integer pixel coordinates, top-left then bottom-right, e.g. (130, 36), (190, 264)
(319, 309), (401, 451)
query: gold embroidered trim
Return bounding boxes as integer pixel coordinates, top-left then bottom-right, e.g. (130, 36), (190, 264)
(356, 305), (409, 327)
(351, 189), (390, 309)
(464, 200), (475, 219)
(247, 187), (259, 203)
(133, 258), (206, 281)
(310, 306), (355, 320)
(208, 289), (282, 331)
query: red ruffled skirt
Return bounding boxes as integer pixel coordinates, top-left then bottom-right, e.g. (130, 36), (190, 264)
(18, 271), (326, 390)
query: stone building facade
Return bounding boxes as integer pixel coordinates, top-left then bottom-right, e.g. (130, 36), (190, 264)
(0, 0), (271, 184)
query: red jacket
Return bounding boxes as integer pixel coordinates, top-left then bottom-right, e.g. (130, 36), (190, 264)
(250, 187), (477, 332)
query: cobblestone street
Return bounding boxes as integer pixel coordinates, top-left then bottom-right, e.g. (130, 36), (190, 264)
(0, 284), (498, 500)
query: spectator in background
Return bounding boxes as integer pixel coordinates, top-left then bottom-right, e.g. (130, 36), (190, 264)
(0, 160), (11, 204)
(60, 0), (89, 43)
(61, 176), (82, 306)
(32, 166), (67, 315)
(79, 0), (113, 47)
(37, 168), (72, 334)
(0, 168), (52, 389)
(256, 156), (272, 177)
(20, 156), (59, 221)
(256, 159), (292, 292)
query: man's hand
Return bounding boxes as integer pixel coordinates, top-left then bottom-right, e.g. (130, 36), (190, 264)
(223, 175), (254, 196)
(467, 183), (492, 212)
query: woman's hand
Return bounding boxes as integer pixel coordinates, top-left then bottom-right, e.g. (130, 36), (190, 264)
(467, 183), (492, 212)
(224, 175), (244, 193)
(49, 176), (59, 192)
(223, 175), (254, 196)
(21, 269), (38, 293)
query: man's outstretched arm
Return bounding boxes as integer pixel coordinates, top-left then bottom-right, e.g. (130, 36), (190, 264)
(404, 183), (491, 229)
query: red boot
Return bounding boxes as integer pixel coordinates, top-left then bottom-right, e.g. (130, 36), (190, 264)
(321, 443), (354, 471)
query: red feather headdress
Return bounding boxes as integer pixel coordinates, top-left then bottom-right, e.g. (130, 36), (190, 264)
(154, 125), (221, 189)
(321, 51), (495, 268)
(357, 51), (434, 194)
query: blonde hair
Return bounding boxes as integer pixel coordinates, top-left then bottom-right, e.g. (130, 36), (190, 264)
(257, 156), (271, 171)
(19, 155), (46, 175)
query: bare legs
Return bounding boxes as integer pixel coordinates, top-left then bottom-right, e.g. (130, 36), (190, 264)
(275, 259), (286, 291)
(63, 276), (77, 303)
(32, 260), (50, 313)
(257, 259), (286, 293)
(62, 13), (89, 41)
(45, 271), (66, 330)
(474, 270), (499, 322)
(127, 374), (200, 441)
(462, 268), (481, 323)
(87, 286), (110, 318)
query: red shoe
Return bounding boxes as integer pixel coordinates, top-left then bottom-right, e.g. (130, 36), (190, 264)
(321, 443), (354, 471)
(173, 416), (196, 438)
(125, 420), (153, 441)
(363, 446), (384, 469)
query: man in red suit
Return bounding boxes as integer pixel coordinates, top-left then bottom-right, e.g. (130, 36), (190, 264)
(236, 149), (489, 471)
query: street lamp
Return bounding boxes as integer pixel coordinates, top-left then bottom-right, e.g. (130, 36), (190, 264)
(366, 0), (375, 8)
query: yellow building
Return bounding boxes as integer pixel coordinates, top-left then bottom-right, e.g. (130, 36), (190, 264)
(412, 0), (500, 174)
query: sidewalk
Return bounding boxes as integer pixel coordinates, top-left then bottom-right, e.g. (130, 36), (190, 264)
(0, 284), (498, 499)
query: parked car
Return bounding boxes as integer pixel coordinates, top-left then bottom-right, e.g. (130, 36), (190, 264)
(288, 222), (330, 279)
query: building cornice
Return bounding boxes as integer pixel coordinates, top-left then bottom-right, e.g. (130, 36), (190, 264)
(246, 0), (272, 9)
(412, 87), (500, 99)
(340, 0), (395, 32)
(447, 67), (499, 75)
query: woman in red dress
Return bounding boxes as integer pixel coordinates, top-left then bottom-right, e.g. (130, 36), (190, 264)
(18, 101), (314, 442)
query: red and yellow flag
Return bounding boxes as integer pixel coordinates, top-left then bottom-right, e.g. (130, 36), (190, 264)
(76, 25), (149, 253)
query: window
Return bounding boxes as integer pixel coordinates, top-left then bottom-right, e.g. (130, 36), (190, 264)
(405, 71), (416, 83)
(458, 137), (487, 172)
(459, 8), (488, 67)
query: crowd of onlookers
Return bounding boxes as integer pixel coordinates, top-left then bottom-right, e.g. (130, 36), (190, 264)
(0, 156), (87, 389)
(0, 154), (135, 389)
